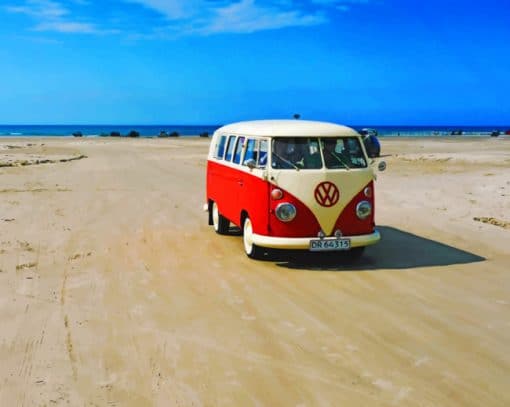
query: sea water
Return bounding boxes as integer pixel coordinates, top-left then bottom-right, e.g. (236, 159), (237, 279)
(0, 125), (221, 137)
(0, 124), (508, 137)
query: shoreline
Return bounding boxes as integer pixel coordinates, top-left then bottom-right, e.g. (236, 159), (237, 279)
(1, 134), (509, 140)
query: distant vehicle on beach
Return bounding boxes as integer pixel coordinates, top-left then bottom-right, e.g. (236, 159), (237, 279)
(358, 128), (381, 158)
(159, 130), (180, 137)
(205, 120), (386, 260)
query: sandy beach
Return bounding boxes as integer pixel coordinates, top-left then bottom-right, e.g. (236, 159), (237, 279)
(0, 136), (509, 406)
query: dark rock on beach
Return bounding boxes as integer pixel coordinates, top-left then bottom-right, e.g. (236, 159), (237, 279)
(127, 130), (140, 138)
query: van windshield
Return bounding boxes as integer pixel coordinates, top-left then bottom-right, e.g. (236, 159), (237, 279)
(322, 137), (367, 169)
(271, 137), (367, 170)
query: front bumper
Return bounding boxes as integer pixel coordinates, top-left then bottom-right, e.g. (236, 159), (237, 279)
(251, 229), (381, 250)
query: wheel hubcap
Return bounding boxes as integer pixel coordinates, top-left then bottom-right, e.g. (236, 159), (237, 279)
(243, 218), (253, 254)
(212, 203), (219, 230)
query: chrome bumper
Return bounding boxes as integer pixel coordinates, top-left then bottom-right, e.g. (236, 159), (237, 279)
(251, 230), (381, 250)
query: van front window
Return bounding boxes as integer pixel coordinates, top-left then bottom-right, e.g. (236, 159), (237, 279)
(271, 137), (367, 170)
(271, 138), (322, 170)
(321, 137), (367, 169)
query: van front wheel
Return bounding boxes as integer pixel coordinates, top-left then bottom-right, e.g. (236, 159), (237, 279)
(212, 202), (229, 234)
(243, 217), (264, 259)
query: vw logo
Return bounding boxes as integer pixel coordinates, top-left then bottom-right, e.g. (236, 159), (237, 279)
(314, 182), (339, 207)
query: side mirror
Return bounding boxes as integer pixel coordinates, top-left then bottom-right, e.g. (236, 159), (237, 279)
(244, 158), (257, 169)
(378, 161), (387, 172)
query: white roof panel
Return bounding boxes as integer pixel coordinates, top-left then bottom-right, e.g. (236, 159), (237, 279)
(215, 120), (359, 138)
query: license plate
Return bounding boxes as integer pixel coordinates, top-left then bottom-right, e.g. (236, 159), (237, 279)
(309, 238), (351, 252)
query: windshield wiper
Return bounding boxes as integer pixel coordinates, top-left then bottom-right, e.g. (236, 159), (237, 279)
(272, 153), (300, 170)
(331, 152), (351, 170)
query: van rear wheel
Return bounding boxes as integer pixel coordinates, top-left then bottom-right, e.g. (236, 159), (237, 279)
(212, 202), (229, 234)
(243, 217), (264, 259)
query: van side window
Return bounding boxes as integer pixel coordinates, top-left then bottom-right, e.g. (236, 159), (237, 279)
(215, 135), (227, 159)
(224, 135), (236, 161)
(233, 136), (245, 164)
(243, 139), (257, 166)
(258, 140), (268, 168)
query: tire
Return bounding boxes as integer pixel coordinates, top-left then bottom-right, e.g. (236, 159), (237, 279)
(212, 201), (230, 234)
(243, 217), (265, 259)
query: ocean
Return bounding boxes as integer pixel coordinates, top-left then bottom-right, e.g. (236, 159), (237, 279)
(0, 124), (508, 137)
(0, 125), (220, 137)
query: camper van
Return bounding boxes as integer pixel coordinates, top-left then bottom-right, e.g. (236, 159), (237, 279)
(205, 120), (385, 259)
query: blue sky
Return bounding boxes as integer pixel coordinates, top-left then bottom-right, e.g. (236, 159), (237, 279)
(0, 0), (509, 125)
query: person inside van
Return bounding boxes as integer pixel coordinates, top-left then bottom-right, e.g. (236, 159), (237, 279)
(273, 138), (326, 169)
(272, 139), (301, 169)
(322, 138), (351, 169)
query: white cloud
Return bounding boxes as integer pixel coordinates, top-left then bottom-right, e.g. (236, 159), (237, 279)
(129, 0), (329, 35)
(6, 0), (68, 18)
(199, 0), (326, 34)
(34, 21), (117, 34)
(6, 0), (106, 34)
(6, 0), (373, 38)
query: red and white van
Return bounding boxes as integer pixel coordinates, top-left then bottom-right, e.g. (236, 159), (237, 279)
(205, 120), (385, 259)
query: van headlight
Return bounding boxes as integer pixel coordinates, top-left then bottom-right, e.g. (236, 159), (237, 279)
(356, 201), (372, 220)
(275, 203), (297, 222)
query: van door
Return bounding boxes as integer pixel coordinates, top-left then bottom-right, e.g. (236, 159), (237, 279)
(238, 138), (270, 234)
(229, 136), (245, 226)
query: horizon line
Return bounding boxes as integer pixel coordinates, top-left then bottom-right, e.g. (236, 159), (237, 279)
(0, 123), (509, 127)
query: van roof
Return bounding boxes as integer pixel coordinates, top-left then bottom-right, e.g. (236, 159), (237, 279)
(215, 120), (359, 138)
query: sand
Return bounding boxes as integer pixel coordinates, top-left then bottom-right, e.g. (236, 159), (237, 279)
(0, 136), (509, 406)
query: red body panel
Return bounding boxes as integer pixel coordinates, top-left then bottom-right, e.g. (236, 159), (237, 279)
(207, 161), (270, 233)
(268, 187), (321, 237)
(333, 180), (375, 235)
(207, 160), (375, 238)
